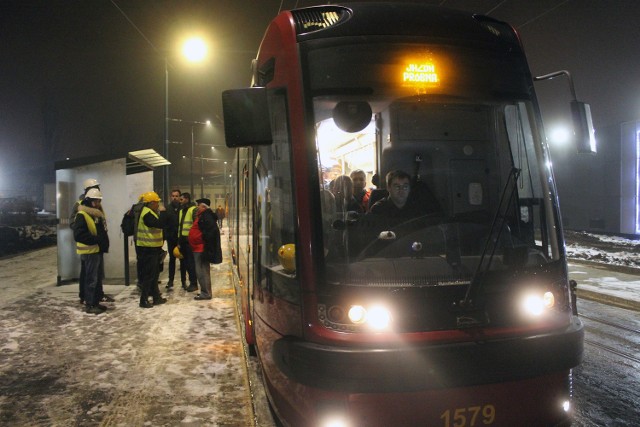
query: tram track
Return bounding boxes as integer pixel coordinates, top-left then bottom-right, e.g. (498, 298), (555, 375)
(584, 339), (640, 364)
(579, 313), (640, 335)
(580, 312), (640, 364)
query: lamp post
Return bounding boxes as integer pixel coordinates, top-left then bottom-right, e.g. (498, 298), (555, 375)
(162, 37), (208, 201)
(163, 57), (169, 202)
(167, 118), (211, 197)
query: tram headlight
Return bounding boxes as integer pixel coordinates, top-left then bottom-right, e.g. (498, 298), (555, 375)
(347, 305), (367, 324)
(319, 416), (350, 427)
(347, 304), (392, 330)
(521, 291), (555, 316)
(368, 305), (392, 330)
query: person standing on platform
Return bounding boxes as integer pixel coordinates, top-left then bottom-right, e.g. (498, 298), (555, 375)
(73, 188), (110, 315)
(136, 191), (168, 308)
(71, 178), (114, 305)
(188, 198), (222, 301)
(164, 189), (181, 290)
(178, 192), (198, 292)
(215, 205), (225, 229)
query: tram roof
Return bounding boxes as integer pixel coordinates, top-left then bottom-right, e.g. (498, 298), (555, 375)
(292, 2), (522, 51)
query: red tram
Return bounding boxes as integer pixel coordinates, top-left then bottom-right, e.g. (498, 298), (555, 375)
(222, 3), (585, 426)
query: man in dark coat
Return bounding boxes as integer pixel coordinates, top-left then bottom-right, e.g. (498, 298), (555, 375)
(164, 189), (181, 290)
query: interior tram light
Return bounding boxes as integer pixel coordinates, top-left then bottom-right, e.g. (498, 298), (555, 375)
(522, 291), (556, 316)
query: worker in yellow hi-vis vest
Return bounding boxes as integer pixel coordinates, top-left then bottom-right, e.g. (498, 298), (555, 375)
(136, 191), (168, 309)
(73, 188), (110, 315)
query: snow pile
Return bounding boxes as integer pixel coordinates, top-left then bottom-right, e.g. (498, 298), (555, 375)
(564, 230), (640, 270)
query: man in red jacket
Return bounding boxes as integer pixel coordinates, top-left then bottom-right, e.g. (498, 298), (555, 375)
(188, 198), (222, 300)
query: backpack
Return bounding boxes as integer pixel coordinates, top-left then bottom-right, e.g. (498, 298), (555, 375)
(121, 202), (144, 236)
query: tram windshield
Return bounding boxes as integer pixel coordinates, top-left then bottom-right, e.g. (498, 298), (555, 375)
(308, 42), (560, 288)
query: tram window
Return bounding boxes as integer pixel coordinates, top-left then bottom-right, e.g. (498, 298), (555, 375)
(255, 91), (299, 302)
(504, 103), (553, 258)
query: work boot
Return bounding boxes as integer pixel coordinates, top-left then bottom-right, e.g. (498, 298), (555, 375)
(86, 305), (105, 315)
(139, 301), (153, 308)
(153, 297), (168, 305)
(186, 284), (198, 292)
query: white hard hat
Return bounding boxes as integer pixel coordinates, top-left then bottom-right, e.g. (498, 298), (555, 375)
(84, 188), (103, 200)
(83, 178), (100, 190)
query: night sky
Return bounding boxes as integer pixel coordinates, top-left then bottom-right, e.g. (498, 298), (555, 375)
(1, 0), (639, 202)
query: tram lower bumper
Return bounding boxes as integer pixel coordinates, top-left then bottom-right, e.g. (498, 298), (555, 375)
(272, 321), (584, 393)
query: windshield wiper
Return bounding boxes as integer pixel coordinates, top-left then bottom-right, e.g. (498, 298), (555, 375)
(456, 167), (521, 324)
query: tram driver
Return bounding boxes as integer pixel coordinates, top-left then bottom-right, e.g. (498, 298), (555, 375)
(368, 170), (421, 220)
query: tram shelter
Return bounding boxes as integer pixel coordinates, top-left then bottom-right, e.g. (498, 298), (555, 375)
(54, 149), (169, 285)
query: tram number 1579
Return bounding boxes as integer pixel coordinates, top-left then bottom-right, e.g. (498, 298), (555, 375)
(440, 404), (496, 427)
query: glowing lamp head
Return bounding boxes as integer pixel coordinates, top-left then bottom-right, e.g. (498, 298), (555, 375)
(320, 417), (350, 427)
(522, 291), (555, 316)
(347, 304), (391, 330)
(348, 305), (367, 324)
(367, 305), (392, 330)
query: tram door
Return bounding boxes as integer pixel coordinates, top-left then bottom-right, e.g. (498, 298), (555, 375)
(237, 148), (254, 325)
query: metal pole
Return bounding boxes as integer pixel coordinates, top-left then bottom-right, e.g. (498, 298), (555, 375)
(190, 125), (195, 196)
(200, 156), (204, 198)
(163, 57), (170, 202)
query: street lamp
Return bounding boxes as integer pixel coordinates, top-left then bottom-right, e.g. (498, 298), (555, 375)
(163, 37), (208, 201)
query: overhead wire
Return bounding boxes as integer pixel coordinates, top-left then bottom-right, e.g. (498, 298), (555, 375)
(517, 0), (572, 28)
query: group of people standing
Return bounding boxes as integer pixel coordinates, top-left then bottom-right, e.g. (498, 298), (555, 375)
(72, 179), (222, 314)
(163, 190), (223, 303)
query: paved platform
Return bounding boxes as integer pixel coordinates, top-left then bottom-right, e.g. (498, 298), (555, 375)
(0, 235), (270, 426)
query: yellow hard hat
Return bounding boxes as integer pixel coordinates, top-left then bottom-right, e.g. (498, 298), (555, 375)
(173, 246), (183, 259)
(141, 191), (161, 203)
(278, 243), (296, 274)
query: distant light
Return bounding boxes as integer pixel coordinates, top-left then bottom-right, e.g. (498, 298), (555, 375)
(563, 400), (571, 412)
(549, 125), (571, 146)
(183, 37), (207, 62)
(205, 120), (211, 126)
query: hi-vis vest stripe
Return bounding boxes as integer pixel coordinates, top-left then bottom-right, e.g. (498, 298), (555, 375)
(137, 206), (163, 247)
(179, 206), (196, 237)
(76, 210), (99, 254)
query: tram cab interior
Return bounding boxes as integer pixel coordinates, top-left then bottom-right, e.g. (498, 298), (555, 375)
(312, 93), (566, 332)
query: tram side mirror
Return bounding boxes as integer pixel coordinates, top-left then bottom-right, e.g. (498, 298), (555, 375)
(571, 100), (597, 154)
(333, 101), (372, 133)
(222, 88), (272, 147)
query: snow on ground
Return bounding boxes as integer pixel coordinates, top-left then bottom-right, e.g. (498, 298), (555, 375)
(564, 230), (640, 269)
(0, 240), (256, 426)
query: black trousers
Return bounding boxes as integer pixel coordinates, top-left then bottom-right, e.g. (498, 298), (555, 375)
(137, 246), (162, 303)
(167, 239), (178, 281)
(178, 236), (197, 286)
